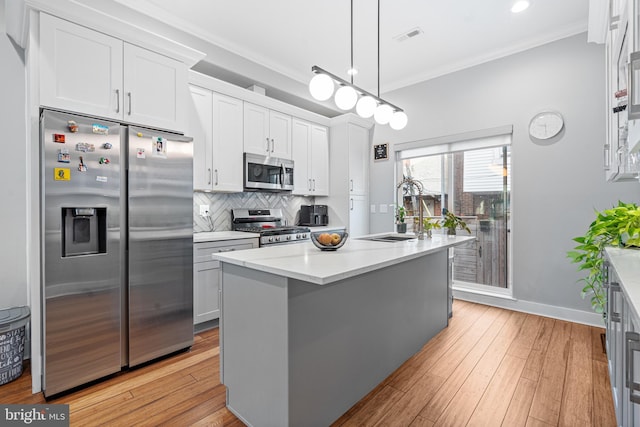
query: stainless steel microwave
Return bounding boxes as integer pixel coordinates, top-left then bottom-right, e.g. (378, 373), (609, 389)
(244, 153), (294, 191)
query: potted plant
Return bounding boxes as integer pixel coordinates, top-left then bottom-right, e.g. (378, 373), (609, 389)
(422, 217), (441, 238)
(396, 205), (407, 233)
(567, 201), (640, 314)
(442, 211), (471, 236)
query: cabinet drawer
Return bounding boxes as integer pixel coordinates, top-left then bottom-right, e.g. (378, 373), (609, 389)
(194, 241), (257, 263)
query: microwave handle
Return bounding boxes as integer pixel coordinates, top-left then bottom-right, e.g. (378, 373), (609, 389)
(280, 163), (286, 188)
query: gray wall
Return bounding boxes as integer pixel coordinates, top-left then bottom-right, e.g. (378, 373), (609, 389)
(370, 33), (640, 313)
(0, 0), (28, 310)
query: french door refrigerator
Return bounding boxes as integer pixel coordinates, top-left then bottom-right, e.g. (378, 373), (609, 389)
(41, 109), (193, 397)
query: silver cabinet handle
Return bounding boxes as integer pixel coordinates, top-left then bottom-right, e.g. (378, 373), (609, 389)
(626, 331), (640, 402)
(115, 89), (120, 113)
(604, 144), (611, 171)
(350, 198), (354, 210)
(350, 179), (354, 191)
(312, 179), (316, 191)
(127, 92), (132, 115)
(271, 138), (275, 152)
(207, 168), (212, 185)
(308, 178), (312, 191)
(218, 248), (236, 253)
(215, 169), (219, 185)
(609, 282), (622, 323)
(266, 137), (270, 152)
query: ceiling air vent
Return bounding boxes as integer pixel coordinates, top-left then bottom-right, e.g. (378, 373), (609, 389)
(393, 27), (423, 42)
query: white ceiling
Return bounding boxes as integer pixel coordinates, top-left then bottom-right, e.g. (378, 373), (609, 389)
(113, 0), (589, 99)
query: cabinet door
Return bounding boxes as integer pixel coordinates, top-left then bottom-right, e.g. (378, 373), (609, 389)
(244, 102), (270, 155)
(123, 43), (187, 132)
(193, 260), (220, 324)
(189, 85), (214, 191)
(39, 13), (123, 120)
(269, 110), (292, 159)
(310, 124), (330, 196)
(292, 119), (311, 195)
(212, 93), (244, 192)
(348, 124), (369, 195)
(349, 194), (369, 237)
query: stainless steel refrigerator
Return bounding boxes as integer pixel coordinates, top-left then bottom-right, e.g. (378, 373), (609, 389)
(41, 109), (193, 397)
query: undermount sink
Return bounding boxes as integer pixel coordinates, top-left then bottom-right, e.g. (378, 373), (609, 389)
(359, 234), (417, 242)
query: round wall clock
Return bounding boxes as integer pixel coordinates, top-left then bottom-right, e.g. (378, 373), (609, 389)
(528, 111), (564, 140)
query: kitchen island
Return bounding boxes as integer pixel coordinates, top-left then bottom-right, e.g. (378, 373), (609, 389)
(215, 234), (474, 427)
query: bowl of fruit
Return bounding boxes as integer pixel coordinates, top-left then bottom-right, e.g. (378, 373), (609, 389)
(310, 230), (348, 251)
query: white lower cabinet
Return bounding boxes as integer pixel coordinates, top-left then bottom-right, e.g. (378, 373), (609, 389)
(193, 239), (258, 324)
(605, 255), (640, 426)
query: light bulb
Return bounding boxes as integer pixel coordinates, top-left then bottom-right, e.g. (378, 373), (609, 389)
(390, 111), (408, 130)
(309, 74), (334, 101)
(511, 0), (530, 13)
(374, 104), (393, 125)
(356, 96), (377, 118)
(334, 85), (358, 110)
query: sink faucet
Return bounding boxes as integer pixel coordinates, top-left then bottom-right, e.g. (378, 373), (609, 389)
(396, 177), (424, 240)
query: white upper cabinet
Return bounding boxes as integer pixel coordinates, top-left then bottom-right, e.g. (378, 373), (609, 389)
(123, 44), (187, 132)
(189, 85), (243, 192)
(348, 124), (369, 195)
(292, 119), (329, 196)
(244, 102), (292, 159)
(211, 92), (244, 192)
(189, 85), (214, 191)
(40, 13), (123, 121)
(39, 13), (187, 132)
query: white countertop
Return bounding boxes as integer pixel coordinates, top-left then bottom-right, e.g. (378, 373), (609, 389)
(606, 247), (640, 322)
(194, 231), (260, 243)
(215, 233), (474, 285)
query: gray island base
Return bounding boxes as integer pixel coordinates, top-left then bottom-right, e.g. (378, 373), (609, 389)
(217, 235), (474, 427)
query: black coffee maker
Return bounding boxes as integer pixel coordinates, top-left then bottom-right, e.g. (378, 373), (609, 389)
(299, 205), (329, 226)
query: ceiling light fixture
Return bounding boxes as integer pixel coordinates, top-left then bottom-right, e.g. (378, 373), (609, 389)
(308, 0), (407, 130)
(511, 0), (530, 13)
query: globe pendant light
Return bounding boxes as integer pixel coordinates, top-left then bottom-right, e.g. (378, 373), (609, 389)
(356, 95), (377, 118)
(374, 104), (393, 125)
(335, 85), (358, 110)
(390, 111), (408, 130)
(309, 74), (334, 101)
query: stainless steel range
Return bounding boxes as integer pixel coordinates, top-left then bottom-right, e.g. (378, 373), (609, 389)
(232, 208), (310, 246)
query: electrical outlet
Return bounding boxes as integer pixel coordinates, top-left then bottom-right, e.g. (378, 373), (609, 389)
(199, 204), (210, 217)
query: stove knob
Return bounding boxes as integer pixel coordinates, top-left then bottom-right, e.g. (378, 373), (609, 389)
(296, 234), (301, 239)
(268, 237), (274, 242)
(303, 233), (308, 238)
(275, 236), (281, 242)
(286, 235), (292, 240)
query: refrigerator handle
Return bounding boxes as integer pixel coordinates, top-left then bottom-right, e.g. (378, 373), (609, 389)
(115, 89), (120, 113)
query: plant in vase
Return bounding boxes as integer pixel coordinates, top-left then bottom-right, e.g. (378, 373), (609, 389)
(442, 211), (471, 236)
(422, 217), (441, 238)
(567, 201), (640, 314)
(396, 205), (407, 233)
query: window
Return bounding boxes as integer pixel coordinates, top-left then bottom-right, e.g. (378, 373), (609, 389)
(396, 127), (512, 290)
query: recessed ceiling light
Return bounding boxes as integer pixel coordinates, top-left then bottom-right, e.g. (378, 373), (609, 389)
(511, 0), (530, 13)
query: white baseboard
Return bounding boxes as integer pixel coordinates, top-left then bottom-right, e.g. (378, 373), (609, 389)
(452, 287), (605, 327)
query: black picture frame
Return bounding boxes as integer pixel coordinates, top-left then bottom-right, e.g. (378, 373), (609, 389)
(374, 143), (389, 161)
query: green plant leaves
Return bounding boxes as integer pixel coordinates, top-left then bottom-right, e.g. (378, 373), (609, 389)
(568, 201), (640, 314)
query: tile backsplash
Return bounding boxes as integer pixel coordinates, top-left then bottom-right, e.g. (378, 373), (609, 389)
(193, 192), (314, 233)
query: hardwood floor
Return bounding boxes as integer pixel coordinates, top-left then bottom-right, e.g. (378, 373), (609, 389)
(2, 300), (616, 426)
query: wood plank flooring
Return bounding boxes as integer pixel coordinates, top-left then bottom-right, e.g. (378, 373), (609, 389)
(2, 300), (616, 426)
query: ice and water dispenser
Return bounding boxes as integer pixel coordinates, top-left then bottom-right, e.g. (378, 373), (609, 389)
(61, 207), (107, 257)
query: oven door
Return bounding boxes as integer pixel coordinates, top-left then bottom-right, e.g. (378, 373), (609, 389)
(244, 153), (294, 191)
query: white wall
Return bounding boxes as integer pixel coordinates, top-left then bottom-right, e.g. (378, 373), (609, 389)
(0, 0), (28, 310)
(369, 33), (640, 317)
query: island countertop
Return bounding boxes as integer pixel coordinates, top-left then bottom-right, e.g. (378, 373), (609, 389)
(214, 233), (474, 285)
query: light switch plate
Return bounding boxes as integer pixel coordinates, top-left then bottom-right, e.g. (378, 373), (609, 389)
(370, 204), (376, 213)
(199, 204), (210, 217)
(380, 204), (389, 214)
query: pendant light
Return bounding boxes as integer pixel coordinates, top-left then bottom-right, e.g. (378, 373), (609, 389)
(308, 0), (407, 130)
